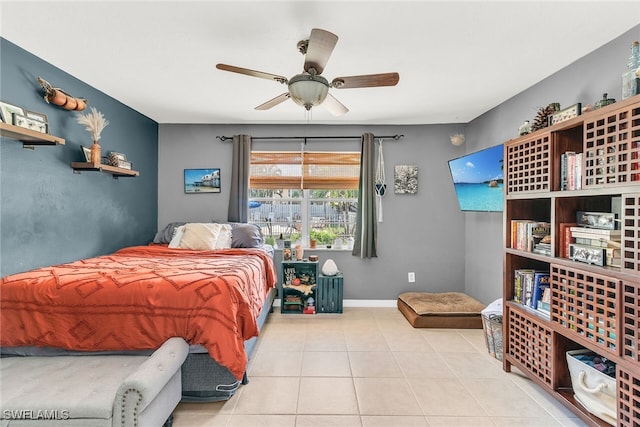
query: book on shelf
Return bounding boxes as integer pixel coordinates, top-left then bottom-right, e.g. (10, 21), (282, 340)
(532, 242), (552, 256)
(569, 226), (620, 238)
(531, 271), (550, 310)
(514, 269), (549, 309)
(523, 270), (535, 307)
(574, 236), (621, 248)
(606, 247), (622, 267)
(559, 222), (577, 259)
(537, 287), (551, 317)
(513, 268), (534, 305)
(510, 220), (551, 253)
(528, 222), (551, 253)
(560, 151), (583, 191)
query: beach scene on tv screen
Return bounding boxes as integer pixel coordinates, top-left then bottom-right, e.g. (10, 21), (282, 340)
(448, 144), (504, 211)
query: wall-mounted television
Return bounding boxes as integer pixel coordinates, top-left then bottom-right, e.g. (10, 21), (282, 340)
(447, 144), (504, 212)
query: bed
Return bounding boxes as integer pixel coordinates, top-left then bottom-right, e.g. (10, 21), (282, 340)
(1, 222), (277, 402)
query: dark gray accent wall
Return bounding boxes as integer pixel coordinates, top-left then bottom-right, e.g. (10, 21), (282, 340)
(464, 25), (640, 303)
(0, 38), (159, 276)
(158, 124), (468, 301)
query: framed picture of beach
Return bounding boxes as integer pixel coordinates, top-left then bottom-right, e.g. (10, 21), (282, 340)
(184, 168), (221, 193)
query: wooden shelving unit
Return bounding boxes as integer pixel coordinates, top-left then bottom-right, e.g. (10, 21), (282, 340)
(502, 94), (640, 426)
(0, 122), (65, 146)
(71, 162), (139, 178)
(281, 260), (318, 314)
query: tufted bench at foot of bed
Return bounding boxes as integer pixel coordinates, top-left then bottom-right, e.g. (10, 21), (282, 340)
(0, 337), (189, 427)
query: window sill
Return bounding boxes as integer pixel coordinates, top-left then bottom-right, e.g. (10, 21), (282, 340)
(275, 247), (352, 252)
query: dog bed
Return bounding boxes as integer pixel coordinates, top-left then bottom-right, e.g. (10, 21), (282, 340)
(397, 292), (485, 328)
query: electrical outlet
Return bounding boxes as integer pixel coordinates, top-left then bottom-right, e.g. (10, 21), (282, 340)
(408, 272), (415, 283)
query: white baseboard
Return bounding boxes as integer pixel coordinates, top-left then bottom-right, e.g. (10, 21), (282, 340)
(343, 299), (397, 307)
(273, 299), (396, 308)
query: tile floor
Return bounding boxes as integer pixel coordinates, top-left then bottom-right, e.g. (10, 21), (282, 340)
(172, 307), (588, 427)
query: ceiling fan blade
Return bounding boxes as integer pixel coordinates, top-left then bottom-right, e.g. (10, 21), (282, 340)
(332, 72), (400, 89)
(255, 93), (291, 110)
(216, 64), (288, 84)
(303, 28), (338, 75)
(322, 93), (349, 117)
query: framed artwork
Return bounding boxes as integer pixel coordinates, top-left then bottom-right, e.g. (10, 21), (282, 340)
(394, 165), (418, 194)
(549, 103), (581, 126)
(81, 146), (92, 162)
(184, 168), (221, 193)
(0, 100), (25, 124)
(12, 113), (48, 134)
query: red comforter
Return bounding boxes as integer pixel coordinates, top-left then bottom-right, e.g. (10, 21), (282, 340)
(0, 245), (277, 380)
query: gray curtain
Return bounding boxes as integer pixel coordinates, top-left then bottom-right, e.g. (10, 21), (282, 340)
(227, 134), (252, 223)
(352, 133), (377, 258)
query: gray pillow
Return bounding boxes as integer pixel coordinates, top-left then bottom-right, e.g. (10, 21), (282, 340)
(229, 222), (264, 248)
(153, 222), (186, 243)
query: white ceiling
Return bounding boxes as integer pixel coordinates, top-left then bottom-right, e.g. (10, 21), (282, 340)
(1, 1), (639, 125)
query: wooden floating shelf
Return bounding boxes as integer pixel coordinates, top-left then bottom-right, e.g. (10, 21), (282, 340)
(71, 162), (139, 177)
(0, 122), (65, 146)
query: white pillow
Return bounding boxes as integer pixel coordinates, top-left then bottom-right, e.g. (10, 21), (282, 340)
(215, 224), (233, 249)
(177, 223), (222, 250)
(168, 225), (185, 248)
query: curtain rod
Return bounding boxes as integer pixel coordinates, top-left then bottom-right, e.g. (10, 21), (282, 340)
(216, 134), (403, 142)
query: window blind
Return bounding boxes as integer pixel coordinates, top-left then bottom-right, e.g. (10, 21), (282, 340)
(250, 151), (360, 190)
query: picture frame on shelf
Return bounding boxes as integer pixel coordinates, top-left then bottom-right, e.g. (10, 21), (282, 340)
(23, 109), (49, 134)
(184, 168), (221, 194)
(81, 146), (92, 162)
(569, 243), (606, 266)
(0, 100), (25, 124)
(549, 103), (581, 126)
(577, 211), (617, 230)
(12, 114), (48, 134)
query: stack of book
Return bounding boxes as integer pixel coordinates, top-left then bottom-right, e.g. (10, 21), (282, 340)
(513, 269), (550, 317)
(569, 226), (621, 267)
(560, 151), (583, 191)
(510, 220), (551, 255)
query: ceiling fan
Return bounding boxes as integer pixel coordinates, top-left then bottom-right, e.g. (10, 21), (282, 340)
(216, 28), (399, 116)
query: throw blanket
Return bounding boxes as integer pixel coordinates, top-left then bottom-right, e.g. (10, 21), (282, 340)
(0, 246), (277, 380)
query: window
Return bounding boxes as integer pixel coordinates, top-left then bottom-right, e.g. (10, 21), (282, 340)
(249, 150), (360, 248)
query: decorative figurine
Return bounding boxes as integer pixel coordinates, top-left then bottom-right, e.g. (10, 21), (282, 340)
(518, 120), (531, 136)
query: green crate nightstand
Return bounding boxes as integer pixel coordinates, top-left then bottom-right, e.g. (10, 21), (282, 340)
(281, 260), (318, 314)
(317, 274), (343, 313)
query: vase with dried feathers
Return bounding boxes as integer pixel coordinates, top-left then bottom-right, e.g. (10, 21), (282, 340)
(76, 107), (109, 165)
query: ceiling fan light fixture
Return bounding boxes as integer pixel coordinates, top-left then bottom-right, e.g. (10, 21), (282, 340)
(288, 73), (329, 110)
